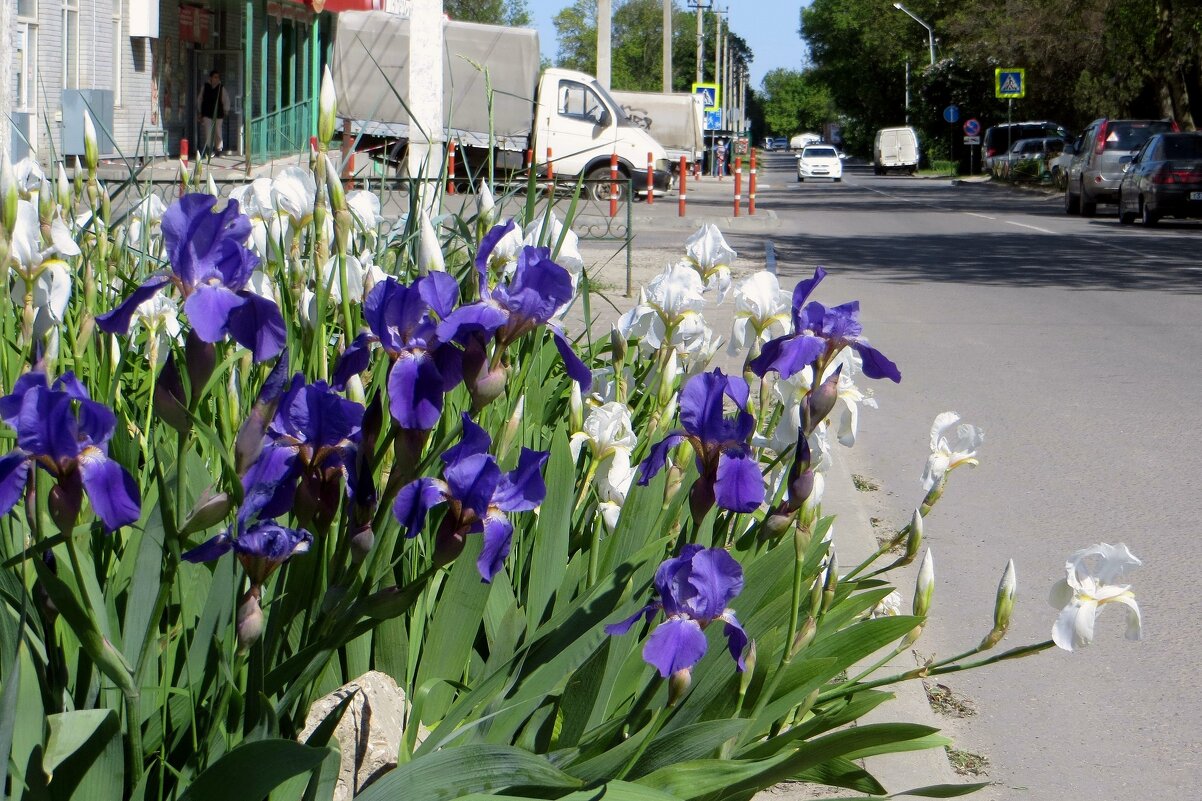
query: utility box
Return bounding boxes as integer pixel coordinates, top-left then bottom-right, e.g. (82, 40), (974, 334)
(61, 89), (115, 157)
(8, 113), (34, 162)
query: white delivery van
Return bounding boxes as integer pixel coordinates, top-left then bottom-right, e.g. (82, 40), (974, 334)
(873, 126), (920, 174)
(333, 12), (672, 198)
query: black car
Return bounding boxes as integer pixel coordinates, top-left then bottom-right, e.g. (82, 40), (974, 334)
(1118, 132), (1202, 225)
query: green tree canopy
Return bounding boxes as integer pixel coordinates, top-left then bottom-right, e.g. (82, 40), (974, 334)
(758, 69), (836, 137)
(445, 0), (532, 26)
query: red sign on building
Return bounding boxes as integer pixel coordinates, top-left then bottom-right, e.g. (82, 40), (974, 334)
(179, 5), (213, 44)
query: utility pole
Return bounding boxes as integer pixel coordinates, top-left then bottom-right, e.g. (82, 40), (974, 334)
(598, 0), (612, 89)
(688, 0), (711, 85)
(663, 0), (673, 92)
(409, 0), (444, 219)
(714, 7), (726, 127)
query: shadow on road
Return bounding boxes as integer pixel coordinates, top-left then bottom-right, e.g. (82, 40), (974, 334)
(732, 181), (1202, 294)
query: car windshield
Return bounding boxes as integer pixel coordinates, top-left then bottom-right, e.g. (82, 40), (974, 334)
(803, 147), (838, 158)
(1103, 121), (1175, 151)
(1163, 136), (1202, 160)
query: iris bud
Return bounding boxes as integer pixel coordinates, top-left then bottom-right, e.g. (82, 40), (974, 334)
(805, 364), (842, 433)
(688, 477), (716, 525)
(476, 180), (497, 237)
(417, 210), (444, 274)
(656, 350), (678, 408)
(902, 508), (923, 564)
(153, 355), (191, 433)
(49, 473), (83, 533)
(497, 398), (525, 462)
(180, 491), (232, 535)
(790, 616), (817, 658)
(38, 177), (54, 225)
(349, 526), (375, 565)
(667, 668), (692, 707)
(821, 551), (839, 614)
(980, 559), (1016, 650)
(913, 549), (935, 618)
(236, 588), (265, 653)
(0, 154), (17, 232)
(569, 382), (583, 433)
(609, 324), (627, 371)
(83, 111), (99, 173)
(433, 517), (468, 570)
(56, 163), (72, 211)
(318, 65), (337, 147)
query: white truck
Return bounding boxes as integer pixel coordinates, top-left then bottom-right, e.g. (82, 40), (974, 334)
(608, 91), (705, 173)
(332, 11), (672, 199)
(873, 126), (920, 175)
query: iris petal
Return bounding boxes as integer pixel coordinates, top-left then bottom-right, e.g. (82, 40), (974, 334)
(78, 446), (142, 530)
(477, 513), (514, 583)
(643, 618), (708, 678)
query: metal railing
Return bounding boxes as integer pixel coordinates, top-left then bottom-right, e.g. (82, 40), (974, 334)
(249, 100), (314, 162)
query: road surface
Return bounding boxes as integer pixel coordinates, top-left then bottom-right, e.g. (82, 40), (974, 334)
(721, 154), (1201, 799)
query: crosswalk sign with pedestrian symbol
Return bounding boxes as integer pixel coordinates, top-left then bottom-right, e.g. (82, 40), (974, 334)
(692, 82), (721, 112)
(995, 68), (1025, 99)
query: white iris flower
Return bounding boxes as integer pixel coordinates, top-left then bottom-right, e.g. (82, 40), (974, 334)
(921, 411), (984, 491)
(683, 224), (736, 300)
(1049, 543), (1142, 651)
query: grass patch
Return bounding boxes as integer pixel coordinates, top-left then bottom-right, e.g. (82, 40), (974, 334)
(945, 747), (990, 777)
(923, 681), (977, 718)
(851, 474), (880, 492)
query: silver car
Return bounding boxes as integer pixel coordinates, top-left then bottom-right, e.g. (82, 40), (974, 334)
(1065, 118), (1178, 216)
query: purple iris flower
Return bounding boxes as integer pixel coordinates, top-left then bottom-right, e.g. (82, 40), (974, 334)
(638, 369), (765, 517)
(393, 413), (548, 583)
(0, 372), (140, 532)
(238, 374), (364, 530)
(331, 273), (462, 431)
(438, 241), (592, 398)
(96, 193), (286, 362)
(748, 267), (900, 383)
(606, 545), (748, 678)
(182, 517), (312, 586)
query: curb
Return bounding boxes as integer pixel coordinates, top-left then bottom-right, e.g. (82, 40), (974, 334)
(633, 208), (780, 233)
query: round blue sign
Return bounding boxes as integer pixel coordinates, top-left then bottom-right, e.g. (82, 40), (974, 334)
(943, 105), (960, 124)
(964, 118), (981, 136)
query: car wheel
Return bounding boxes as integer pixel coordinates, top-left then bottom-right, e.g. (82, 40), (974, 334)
(1119, 204), (1136, 225)
(798, 176), (804, 182)
(1141, 199), (1159, 226)
(586, 166), (625, 202)
(1079, 185), (1096, 217)
(1064, 187), (1079, 214)
(834, 177), (842, 183)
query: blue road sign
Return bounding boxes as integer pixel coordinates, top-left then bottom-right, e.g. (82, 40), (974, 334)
(963, 118), (981, 136)
(704, 110), (722, 131)
(995, 68), (1025, 99)
(943, 105), (960, 124)
(692, 82), (720, 111)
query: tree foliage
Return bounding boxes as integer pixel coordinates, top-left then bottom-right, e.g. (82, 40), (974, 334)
(553, 0), (753, 93)
(799, 0), (1200, 158)
(445, 0), (532, 26)
(759, 69), (835, 137)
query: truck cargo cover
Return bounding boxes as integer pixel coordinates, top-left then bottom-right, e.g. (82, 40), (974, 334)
(333, 11), (540, 151)
(608, 91), (704, 158)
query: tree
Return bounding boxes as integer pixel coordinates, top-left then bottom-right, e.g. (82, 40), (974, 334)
(445, 0), (532, 26)
(553, 1), (753, 93)
(759, 69), (835, 137)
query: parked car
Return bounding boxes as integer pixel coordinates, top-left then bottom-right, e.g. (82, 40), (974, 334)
(984, 121), (1067, 174)
(1065, 117), (1179, 216)
(1117, 132), (1202, 225)
(873, 127), (919, 174)
(797, 145), (843, 182)
(1050, 135), (1081, 189)
(995, 137), (1068, 181)
(790, 132), (822, 150)
(772, 137), (789, 151)
(762, 138), (778, 150)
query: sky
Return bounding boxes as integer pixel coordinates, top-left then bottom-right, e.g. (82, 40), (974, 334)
(523, 0), (810, 92)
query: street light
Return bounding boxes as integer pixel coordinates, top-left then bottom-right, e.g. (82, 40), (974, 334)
(892, 2), (935, 67)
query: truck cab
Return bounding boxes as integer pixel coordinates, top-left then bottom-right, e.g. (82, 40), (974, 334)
(536, 69), (672, 199)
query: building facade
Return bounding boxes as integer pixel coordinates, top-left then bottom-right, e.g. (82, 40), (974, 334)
(6, 0), (387, 166)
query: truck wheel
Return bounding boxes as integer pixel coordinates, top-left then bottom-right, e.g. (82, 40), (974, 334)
(586, 167), (625, 202)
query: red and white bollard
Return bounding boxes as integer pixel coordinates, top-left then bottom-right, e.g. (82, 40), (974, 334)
(749, 148), (757, 215)
(546, 147), (554, 197)
(179, 138), (189, 197)
(733, 156), (742, 217)
(646, 152), (654, 205)
(609, 152), (619, 218)
(447, 140), (457, 194)
(678, 155), (687, 217)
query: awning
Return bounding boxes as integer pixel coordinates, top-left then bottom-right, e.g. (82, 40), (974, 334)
(303, 0), (385, 11)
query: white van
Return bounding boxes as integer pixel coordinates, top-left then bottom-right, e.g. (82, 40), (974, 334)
(873, 127), (920, 174)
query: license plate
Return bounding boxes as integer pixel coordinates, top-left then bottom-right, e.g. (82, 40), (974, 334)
(1191, 191), (1202, 201)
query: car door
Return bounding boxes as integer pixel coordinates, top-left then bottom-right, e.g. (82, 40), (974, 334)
(540, 78), (613, 176)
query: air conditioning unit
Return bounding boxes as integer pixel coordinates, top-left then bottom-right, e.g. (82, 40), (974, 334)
(61, 89), (115, 157)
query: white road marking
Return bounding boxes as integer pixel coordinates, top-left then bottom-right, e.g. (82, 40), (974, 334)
(1004, 220), (1056, 234)
(966, 212), (995, 220)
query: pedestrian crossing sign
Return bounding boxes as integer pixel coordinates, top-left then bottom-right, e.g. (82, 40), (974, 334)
(995, 68), (1025, 99)
(693, 82), (721, 112)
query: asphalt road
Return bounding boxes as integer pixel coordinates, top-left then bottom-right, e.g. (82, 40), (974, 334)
(721, 153), (1202, 800)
